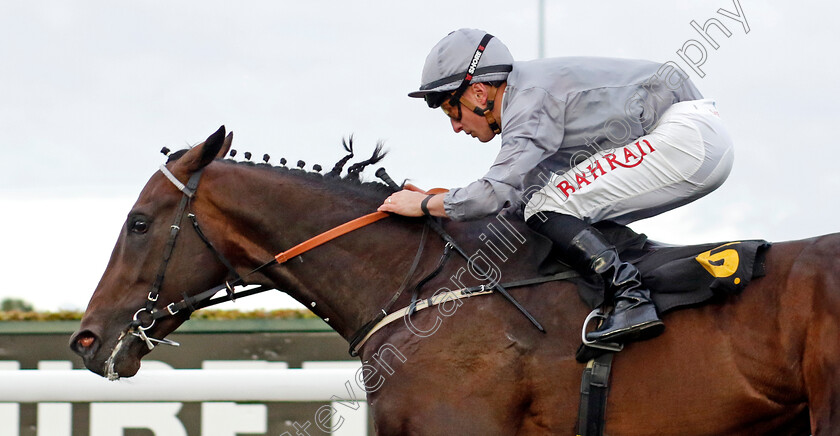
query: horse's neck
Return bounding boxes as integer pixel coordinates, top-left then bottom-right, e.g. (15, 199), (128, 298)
(204, 163), (425, 339)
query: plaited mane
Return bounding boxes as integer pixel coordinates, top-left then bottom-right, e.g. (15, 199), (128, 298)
(163, 137), (394, 198)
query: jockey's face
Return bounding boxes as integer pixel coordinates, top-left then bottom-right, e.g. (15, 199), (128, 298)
(445, 85), (498, 143)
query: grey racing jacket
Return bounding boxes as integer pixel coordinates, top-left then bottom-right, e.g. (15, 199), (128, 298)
(443, 56), (703, 221)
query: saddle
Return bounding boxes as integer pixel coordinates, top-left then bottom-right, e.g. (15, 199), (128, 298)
(536, 222), (772, 436)
(537, 221), (771, 314)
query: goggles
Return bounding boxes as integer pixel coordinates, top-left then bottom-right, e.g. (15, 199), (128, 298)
(440, 98), (462, 121)
(425, 91), (463, 121)
(424, 92), (449, 109)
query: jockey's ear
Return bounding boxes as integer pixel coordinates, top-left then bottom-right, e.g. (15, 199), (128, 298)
(175, 125), (227, 174)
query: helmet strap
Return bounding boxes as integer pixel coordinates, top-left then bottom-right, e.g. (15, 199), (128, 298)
(458, 85), (502, 134)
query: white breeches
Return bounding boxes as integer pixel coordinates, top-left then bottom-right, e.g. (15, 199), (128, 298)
(525, 99), (734, 225)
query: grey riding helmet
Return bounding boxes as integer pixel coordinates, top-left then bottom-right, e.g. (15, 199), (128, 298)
(408, 28), (514, 108)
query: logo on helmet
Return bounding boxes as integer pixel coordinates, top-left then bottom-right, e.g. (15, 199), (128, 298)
(466, 46), (485, 80)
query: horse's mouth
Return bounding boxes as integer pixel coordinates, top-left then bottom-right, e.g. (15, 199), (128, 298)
(101, 332), (144, 380)
(76, 316), (185, 380)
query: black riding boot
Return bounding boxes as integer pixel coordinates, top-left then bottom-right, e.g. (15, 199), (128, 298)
(527, 213), (664, 344)
(570, 229), (665, 343)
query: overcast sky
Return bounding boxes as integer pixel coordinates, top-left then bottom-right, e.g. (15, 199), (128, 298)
(1, 1), (838, 312)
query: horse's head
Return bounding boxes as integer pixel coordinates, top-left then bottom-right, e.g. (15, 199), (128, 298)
(70, 126), (234, 379)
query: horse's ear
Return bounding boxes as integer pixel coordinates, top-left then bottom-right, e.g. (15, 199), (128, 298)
(175, 126), (226, 174)
(218, 132), (233, 159)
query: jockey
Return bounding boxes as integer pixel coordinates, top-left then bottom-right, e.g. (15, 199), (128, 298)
(378, 28), (734, 344)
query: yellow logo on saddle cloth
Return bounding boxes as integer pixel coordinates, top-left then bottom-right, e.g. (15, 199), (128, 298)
(696, 242), (742, 284)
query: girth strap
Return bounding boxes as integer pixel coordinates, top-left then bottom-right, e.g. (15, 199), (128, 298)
(577, 352), (615, 436)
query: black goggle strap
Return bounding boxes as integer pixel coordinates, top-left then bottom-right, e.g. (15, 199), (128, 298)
(448, 33), (495, 108)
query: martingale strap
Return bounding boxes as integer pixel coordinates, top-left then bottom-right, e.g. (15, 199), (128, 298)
(426, 217), (546, 332)
(347, 221), (430, 357)
(367, 169), (547, 350)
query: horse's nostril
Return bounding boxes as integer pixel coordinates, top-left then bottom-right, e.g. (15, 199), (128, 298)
(71, 330), (100, 357)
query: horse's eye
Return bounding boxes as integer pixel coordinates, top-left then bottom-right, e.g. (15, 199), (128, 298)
(130, 219), (149, 234)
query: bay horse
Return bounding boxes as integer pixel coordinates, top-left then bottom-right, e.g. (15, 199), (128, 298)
(71, 127), (839, 435)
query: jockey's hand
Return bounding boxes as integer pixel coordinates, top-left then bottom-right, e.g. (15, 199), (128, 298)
(378, 189), (427, 217)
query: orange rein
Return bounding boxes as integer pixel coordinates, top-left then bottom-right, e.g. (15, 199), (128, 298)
(273, 188), (449, 264)
(274, 211), (390, 264)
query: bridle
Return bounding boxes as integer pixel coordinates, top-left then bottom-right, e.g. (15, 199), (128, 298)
(104, 163), (250, 379)
(116, 162), (544, 367)
(124, 162), (393, 351)
(127, 164), (242, 350)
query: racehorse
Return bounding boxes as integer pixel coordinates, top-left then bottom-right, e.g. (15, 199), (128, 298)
(71, 127), (839, 435)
